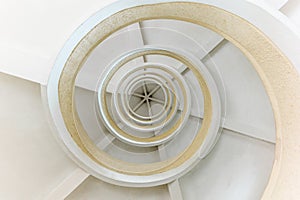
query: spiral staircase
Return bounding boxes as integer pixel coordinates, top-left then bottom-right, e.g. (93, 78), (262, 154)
(0, 0), (300, 199)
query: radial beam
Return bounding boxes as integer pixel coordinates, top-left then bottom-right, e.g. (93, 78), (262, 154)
(153, 128), (184, 200)
(168, 180), (184, 200)
(45, 168), (89, 200)
(96, 133), (116, 150)
(177, 106), (275, 144)
(248, 0), (289, 10)
(177, 38), (225, 74)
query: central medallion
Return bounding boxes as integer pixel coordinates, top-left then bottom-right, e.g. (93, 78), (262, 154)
(128, 80), (166, 120)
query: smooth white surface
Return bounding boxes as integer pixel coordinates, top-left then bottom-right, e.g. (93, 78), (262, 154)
(141, 20), (224, 58)
(0, 43), (51, 84)
(76, 23), (145, 92)
(248, 0), (288, 10)
(74, 87), (105, 142)
(66, 176), (171, 200)
(0, 0), (299, 80)
(179, 130), (275, 200)
(281, 0), (300, 29)
(0, 0), (117, 84)
(203, 41), (276, 143)
(0, 73), (77, 199)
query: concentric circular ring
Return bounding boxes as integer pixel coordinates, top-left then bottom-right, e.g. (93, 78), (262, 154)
(124, 77), (169, 121)
(98, 48), (194, 147)
(114, 66), (177, 127)
(48, 1), (292, 188)
(58, 42), (221, 176)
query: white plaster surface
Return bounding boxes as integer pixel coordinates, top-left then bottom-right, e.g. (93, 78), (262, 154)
(203, 41), (276, 143)
(0, 0), (117, 84)
(248, 0), (288, 10)
(66, 176), (171, 200)
(0, 72), (78, 199)
(180, 130), (275, 200)
(281, 0), (300, 29)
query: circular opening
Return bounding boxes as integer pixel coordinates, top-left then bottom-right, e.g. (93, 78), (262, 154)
(128, 79), (167, 119)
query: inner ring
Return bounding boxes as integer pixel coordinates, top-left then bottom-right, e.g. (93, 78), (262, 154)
(125, 77), (169, 120)
(113, 66), (179, 131)
(98, 48), (192, 147)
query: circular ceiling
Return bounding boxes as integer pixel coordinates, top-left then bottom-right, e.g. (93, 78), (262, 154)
(46, 0), (300, 198)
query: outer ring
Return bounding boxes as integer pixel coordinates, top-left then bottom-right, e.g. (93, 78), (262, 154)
(50, 1), (223, 185)
(46, 1), (300, 192)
